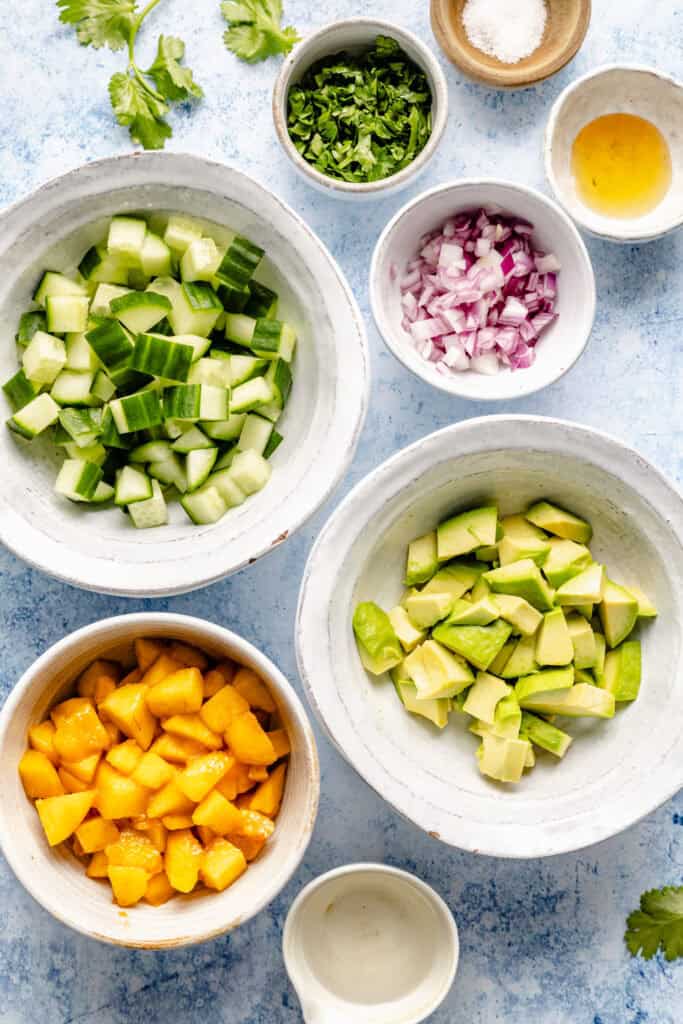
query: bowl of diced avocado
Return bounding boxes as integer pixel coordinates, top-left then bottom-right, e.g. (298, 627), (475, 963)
(296, 415), (683, 858)
(0, 153), (368, 595)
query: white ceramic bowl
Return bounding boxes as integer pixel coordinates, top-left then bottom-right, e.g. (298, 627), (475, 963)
(370, 180), (596, 401)
(545, 65), (683, 242)
(272, 19), (449, 199)
(0, 153), (369, 595)
(0, 612), (319, 947)
(296, 416), (683, 858)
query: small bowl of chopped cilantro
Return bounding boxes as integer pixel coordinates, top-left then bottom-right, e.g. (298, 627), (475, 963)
(273, 19), (449, 198)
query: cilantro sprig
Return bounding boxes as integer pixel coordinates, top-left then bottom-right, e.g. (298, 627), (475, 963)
(57, 0), (202, 149)
(625, 886), (683, 961)
(221, 0), (299, 63)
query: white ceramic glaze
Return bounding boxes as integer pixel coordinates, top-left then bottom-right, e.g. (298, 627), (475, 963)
(0, 153), (369, 595)
(545, 64), (683, 242)
(283, 864), (459, 1023)
(295, 416), (683, 858)
(272, 19), (449, 199)
(0, 613), (319, 947)
(370, 180), (596, 402)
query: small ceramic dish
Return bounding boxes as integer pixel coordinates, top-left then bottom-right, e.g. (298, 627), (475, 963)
(272, 19), (449, 199)
(0, 612), (320, 947)
(370, 179), (596, 402)
(431, 0), (591, 89)
(283, 863), (459, 1023)
(545, 64), (683, 242)
(296, 415), (683, 858)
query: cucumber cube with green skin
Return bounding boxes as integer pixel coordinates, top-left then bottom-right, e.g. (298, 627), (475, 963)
(477, 734), (532, 783)
(446, 597), (500, 626)
(228, 450), (271, 495)
(422, 562), (485, 599)
(488, 640), (515, 677)
(598, 579), (639, 647)
(64, 441), (107, 464)
(128, 479), (168, 529)
(65, 332), (100, 373)
(215, 235), (264, 288)
(392, 677), (450, 729)
(520, 712), (572, 758)
(519, 683), (615, 719)
(417, 639), (474, 699)
(114, 465), (153, 506)
(542, 538), (593, 587)
(251, 320), (297, 362)
(180, 238), (222, 282)
(110, 292), (172, 334)
(555, 563), (605, 605)
(230, 377), (273, 413)
(404, 591), (453, 629)
(180, 484), (227, 524)
(169, 283), (223, 338)
(525, 501), (592, 544)
(353, 601), (403, 675)
(186, 448), (218, 492)
(236, 414), (274, 456)
(140, 233), (172, 277)
(216, 281), (250, 313)
(201, 414), (247, 441)
(463, 672), (512, 725)
(50, 370), (96, 407)
(33, 271), (88, 307)
(187, 357), (233, 389)
(601, 640), (642, 702)
(16, 310), (48, 345)
(265, 359), (292, 407)
(515, 666), (575, 703)
(484, 558), (555, 611)
(500, 514), (549, 542)
(78, 245), (129, 284)
(171, 426), (215, 454)
(3, 370), (38, 411)
(497, 534), (550, 567)
(491, 594), (543, 636)
(86, 319), (135, 369)
(22, 331), (67, 385)
(207, 468), (247, 508)
(148, 453), (188, 493)
(388, 606), (426, 652)
(163, 214), (203, 254)
(107, 216), (147, 262)
(566, 612), (597, 669)
(499, 634), (538, 679)
(432, 618), (513, 672)
(90, 284), (131, 318)
(262, 429), (283, 459)
(625, 584), (658, 618)
(535, 608), (574, 667)
(58, 407), (102, 447)
(109, 389), (163, 434)
(55, 458), (103, 502)
(130, 333), (194, 382)
(244, 281), (278, 320)
(437, 505), (498, 561)
(405, 531), (438, 586)
(229, 354), (269, 387)
(46, 295), (90, 334)
(8, 393), (61, 439)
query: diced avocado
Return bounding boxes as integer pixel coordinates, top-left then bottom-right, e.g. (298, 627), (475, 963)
(593, 633), (606, 682)
(404, 591), (453, 629)
(625, 584), (658, 619)
(566, 612), (596, 669)
(352, 602), (403, 675)
(599, 579), (639, 648)
(463, 671), (511, 724)
(492, 594), (543, 636)
(387, 605), (425, 652)
(535, 608), (574, 667)
(489, 640), (515, 676)
(475, 544), (499, 562)
(520, 712), (572, 758)
(432, 618), (513, 672)
(555, 563), (605, 605)
(437, 505), (498, 561)
(575, 603), (594, 620)
(400, 587), (420, 608)
(500, 513), (549, 542)
(499, 634), (538, 679)
(483, 558), (555, 611)
(525, 501), (592, 544)
(470, 575), (492, 601)
(421, 562), (484, 600)
(542, 538), (593, 587)
(419, 639), (474, 698)
(515, 666), (575, 703)
(446, 597), (500, 626)
(518, 683), (615, 719)
(392, 677), (450, 729)
(405, 531), (438, 586)
(601, 640), (641, 702)
(574, 668), (596, 685)
(469, 691), (522, 740)
(477, 734), (531, 783)
(497, 534), (550, 567)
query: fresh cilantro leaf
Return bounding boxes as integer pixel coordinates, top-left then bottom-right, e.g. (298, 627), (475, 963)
(147, 34), (203, 102)
(109, 71), (172, 150)
(57, 0), (137, 51)
(221, 0), (299, 63)
(625, 886), (683, 960)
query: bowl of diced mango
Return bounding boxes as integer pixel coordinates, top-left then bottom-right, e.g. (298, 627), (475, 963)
(0, 612), (319, 947)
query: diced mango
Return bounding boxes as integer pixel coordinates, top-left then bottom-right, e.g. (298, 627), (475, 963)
(50, 697), (94, 726)
(100, 684), (156, 750)
(87, 850), (110, 878)
(131, 751), (175, 790)
(162, 814), (195, 830)
(58, 767), (91, 793)
(76, 816), (120, 853)
(164, 829), (203, 893)
(94, 762), (149, 818)
(145, 871), (175, 906)
(246, 763), (287, 818)
(200, 838), (247, 892)
(146, 779), (195, 819)
(108, 865), (149, 907)
(227, 833), (267, 862)
(77, 659), (121, 698)
(176, 751), (234, 803)
(162, 714), (222, 749)
(53, 702), (111, 762)
(192, 789), (242, 835)
(233, 668), (276, 712)
(131, 817), (167, 852)
(103, 721), (121, 746)
(36, 790), (95, 846)
(267, 729), (291, 760)
(19, 750), (64, 798)
(216, 761), (254, 800)
(92, 676), (118, 705)
(106, 739), (144, 775)
(140, 653), (184, 689)
(105, 829), (163, 874)
(150, 733), (207, 763)
(232, 808), (275, 842)
(196, 824), (215, 846)
(215, 660), (237, 684)
(135, 637), (166, 672)
(28, 720), (59, 764)
(168, 642), (209, 670)
(146, 667), (203, 718)
(200, 685), (249, 733)
(202, 670), (226, 698)
(225, 712), (276, 766)
(120, 668), (142, 687)
(64, 752), (101, 784)
(248, 766), (268, 782)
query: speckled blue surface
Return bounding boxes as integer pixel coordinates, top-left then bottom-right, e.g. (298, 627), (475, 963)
(0, 1), (681, 1021)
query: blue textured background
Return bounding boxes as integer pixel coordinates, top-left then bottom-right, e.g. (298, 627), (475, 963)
(1, 1), (682, 1021)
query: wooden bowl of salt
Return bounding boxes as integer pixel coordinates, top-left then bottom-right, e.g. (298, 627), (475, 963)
(431, 0), (591, 89)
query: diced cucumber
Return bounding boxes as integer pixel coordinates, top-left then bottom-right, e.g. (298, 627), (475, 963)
(108, 367), (152, 394)
(129, 440), (174, 463)
(64, 441), (107, 464)
(169, 334), (212, 361)
(128, 478), (168, 528)
(66, 332), (100, 373)
(59, 407), (102, 446)
(8, 393), (60, 438)
(33, 271), (87, 307)
(168, 282), (223, 337)
(215, 235), (264, 288)
(110, 291), (172, 334)
(78, 246), (129, 285)
(263, 429), (283, 459)
(187, 357), (233, 388)
(50, 370), (95, 406)
(201, 414), (246, 441)
(181, 238), (222, 282)
(55, 458), (103, 502)
(86, 319), (134, 369)
(98, 407), (129, 450)
(237, 413), (273, 455)
(107, 216), (147, 263)
(213, 445), (237, 471)
(228, 449), (271, 495)
(244, 280), (278, 319)
(180, 484), (227, 524)
(91, 481), (115, 503)
(163, 384), (230, 422)
(230, 376), (273, 412)
(257, 401), (283, 423)
(131, 333), (194, 382)
(109, 389), (164, 433)
(16, 310), (47, 345)
(265, 358), (292, 407)
(164, 214), (204, 254)
(140, 232), (172, 277)
(171, 425), (214, 453)
(216, 282), (250, 313)
(208, 467), (247, 507)
(146, 275), (181, 304)
(162, 419), (185, 440)
(91, 370), (116, 403)
(46, 295), (90, 334)
(251, 320), (296, 361)
(224, 312), (255, 346)
(3, 370), (38, 411)
(148, 453), (188, 493)
(22, 331), (67, 385)
(90, 283), (130, 318)
(229, 353), (268, 386)
(115, 465), (153, 505)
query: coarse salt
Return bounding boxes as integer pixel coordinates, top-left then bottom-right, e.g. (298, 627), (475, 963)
(462, 0), (548, 65)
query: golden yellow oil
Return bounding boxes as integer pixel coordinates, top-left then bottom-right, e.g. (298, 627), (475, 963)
(571, 113), (672, 218)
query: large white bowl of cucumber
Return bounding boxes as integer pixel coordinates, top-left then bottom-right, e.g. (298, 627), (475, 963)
(296, 416), (683, 857)
(0, 153), (368, 595)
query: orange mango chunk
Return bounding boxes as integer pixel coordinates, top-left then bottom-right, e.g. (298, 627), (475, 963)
(108, 865), (149, 907)
(195, 824), (215, 846)
(200, 838), (247, 892)
(216, 761), (255, 800)
(162, 814), (195, 830)
(106, 739), (144, 776)
(100, 684), (156, 751)
(233, 668), (276, 712)
(135, 637), (166, 672)
(36, 790), (95, 846)
(145, 871), (175, 906)
(164, 829), (203, 893)
(176, 751), (234, 803)
(103, 721), (122, 746)
(28, 720), (59, 765)
(120, 667), (142, 687)
(227, 833), (267, 862)
(131, 751), (175, 790)
(248, 765), (268, 782)
(58, 766), (91, 793)
(150, 733), (207, 763)
(50, 697), (94, 726)
(233, 808), (275, 842)
(53, 702), (111, 762)
(225, 712), (276, 766)
(87, 850), (109, 878)
(246, 763), (287, 818)
(140, 653), (184, 689)
(131, 817), (167, 852)
(94, 762), (149, 818)
(146, 779), (195, 819)
(106, 829), (163, 874)
(76, 816), (120, 854)
(200, 685), (249, 733)
(162, 714), (222, 750)
(146, 667), (203, 718)
(168, 641), (209, 670)
(215, 660), (237, 684)
(77, 659), (121, 698)
(18, 750), (64, 798)
(64, 753), (101, 785)
(268, 729), (291, 760)
(192, 789), (242, 835)
(202, 670), (226, 698)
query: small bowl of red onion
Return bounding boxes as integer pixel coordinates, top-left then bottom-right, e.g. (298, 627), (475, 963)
(370, 180), (596, 401)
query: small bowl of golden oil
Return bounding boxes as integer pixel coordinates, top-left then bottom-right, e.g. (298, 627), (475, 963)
(545, 64), (683, 243)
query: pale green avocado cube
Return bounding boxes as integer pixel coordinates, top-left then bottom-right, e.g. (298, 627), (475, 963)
(489, 640), (516, 676)
(525, 500), (592, 544)
(516, 666), (575, 703)
(542, 538), (593, 587)
(469, 691), (522, 740)
(421, 562), (484, 600)
(483, 558), (555, 611)
(555, 563), (605, 605)
(575, 603), (594, 620)
(566, 612), (596, 669)
(432, 618), (513, 672)
(446, 597), (500, 626)
(519, 683), (615, 719)
(475, 544), (499, 562)
(392, 677), (449, 729)
(593, 632), (607, 682)
(535, 608), (574, 667)
(574, 668), (596, 684)
(470, 575), (492, 601)
(353, 602), (403, 675)
(492, 594), (543, 636)
(437, 505), (498, 561)
(625, 584), (658, 618)
(520, 711), (572, 758)
(405, 531), (438, 586)
(404, 591), (453, 629)
(463, 671), (511, 724)
(420, 639), (474, 698)
(599, 579), (639, 648)
(498, 534), (550, 567)
(400, 587), (420, 608)
(601, 640), (641, 702)
(477, 734), (531, 783)
(499, 634), (538, 679)
(500, 513), (549, 542)
(387, 605), (426, 652)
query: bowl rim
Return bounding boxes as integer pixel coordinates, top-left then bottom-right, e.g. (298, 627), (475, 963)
(544, 63), (683, 243)
(0, 612), (320, 947)
(295, 414), (683, 858)
(0, 152), (370, 596)
(369, 178), (597, 401)
(272, 17), (449, 196)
